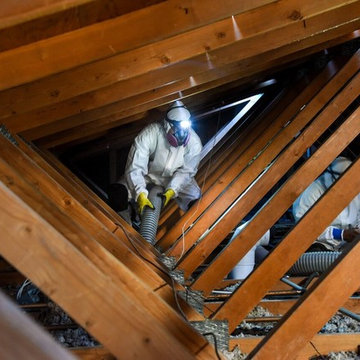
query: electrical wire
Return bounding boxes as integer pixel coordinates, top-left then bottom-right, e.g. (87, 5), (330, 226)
(16, 279), (32, 301)
(309, 341), (325, 359)
(202, 332), (222, 360)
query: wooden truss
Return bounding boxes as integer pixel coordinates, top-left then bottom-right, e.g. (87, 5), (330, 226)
(1, 1), (360, 359)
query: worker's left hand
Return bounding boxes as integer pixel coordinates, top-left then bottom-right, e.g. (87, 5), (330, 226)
(162, 188), (175, 207)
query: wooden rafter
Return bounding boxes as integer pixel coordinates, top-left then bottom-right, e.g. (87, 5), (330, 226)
(29, 31), (360, 148)
(214, 155), (360, 332)
(71, 346), (114, 360)
(0, 1), (165, 51)
(168, 53), (358, 260)
(1, 137), (166, 285)
(13, 33), (344, 144)
(0, 0), (98, 29)
(0, 0), (360, 357)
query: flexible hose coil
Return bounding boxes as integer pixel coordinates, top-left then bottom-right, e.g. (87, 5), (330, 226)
(140, 185), (163, 245)
(288, 251), (341, 275)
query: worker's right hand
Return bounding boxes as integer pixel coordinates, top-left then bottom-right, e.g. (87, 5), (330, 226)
(343, 227), (360, 242)
(137, 192), (154, 214)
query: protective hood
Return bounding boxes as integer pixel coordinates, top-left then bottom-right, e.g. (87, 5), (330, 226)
(166, 100), (191, 122)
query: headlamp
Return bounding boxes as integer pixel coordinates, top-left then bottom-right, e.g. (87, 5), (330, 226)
(179, 120), (191, 129)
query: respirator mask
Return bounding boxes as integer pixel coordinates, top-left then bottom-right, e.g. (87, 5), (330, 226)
(165, 101), (191, 147)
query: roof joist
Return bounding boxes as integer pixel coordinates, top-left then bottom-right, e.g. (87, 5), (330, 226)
(0, 0), (97, 29)
(1, 0), (359, 149)
(20, 33), (355, 146)
(0, 0), (166, 52)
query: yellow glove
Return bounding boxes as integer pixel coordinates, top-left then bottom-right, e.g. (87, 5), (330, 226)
(137, 192), (154, 214)
(162, 188), (175, 207)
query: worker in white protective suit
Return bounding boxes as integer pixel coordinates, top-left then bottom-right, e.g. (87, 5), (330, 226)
(292, 156), (360, 251)
(111, 101), (202, 216)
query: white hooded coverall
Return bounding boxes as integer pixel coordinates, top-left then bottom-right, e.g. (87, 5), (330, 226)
(125, 122), (202, 211)
(292, 158), (360, 251)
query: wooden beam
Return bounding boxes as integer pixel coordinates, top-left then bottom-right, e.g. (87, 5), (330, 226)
(13, 47), (289, 140)
(0, 1), (165, 51)
(0, 0), (96, 28)
(31, 29), (360, 147)
(189, 77), (360, 292)
(261, 297), (360, 317)
(216, 276), (318, 293)
(213, 155), (360, 332)
(250, 237), (360, 359)
(194, 61), (339, 193)
(19, 71), (230, 141)
(0, 0), (275, 91)
(19, 31), (357, 145)
(0, 290), (76, 360)
(42, 111), (149, 150)
(0, 145), (164, 289)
